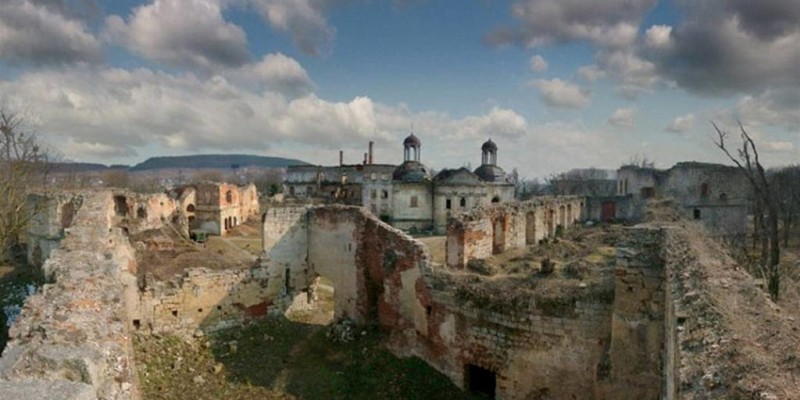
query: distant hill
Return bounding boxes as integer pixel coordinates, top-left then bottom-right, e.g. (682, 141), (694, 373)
(131, 154), (307, 171)
(50, 162), (120, 173)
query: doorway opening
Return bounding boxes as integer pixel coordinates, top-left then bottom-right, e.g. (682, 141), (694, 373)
(465, 364), (496, 398)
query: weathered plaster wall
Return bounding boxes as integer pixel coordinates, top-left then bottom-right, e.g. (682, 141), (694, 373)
(391, 183), (433, 231)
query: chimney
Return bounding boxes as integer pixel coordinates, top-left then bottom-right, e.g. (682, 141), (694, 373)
(368, 141), (374, 165)
(339, 150), (343, 166)
(363, 152), (368, 165)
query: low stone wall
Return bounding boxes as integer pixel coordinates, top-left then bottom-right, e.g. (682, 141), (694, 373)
(1, 191), (139, 400)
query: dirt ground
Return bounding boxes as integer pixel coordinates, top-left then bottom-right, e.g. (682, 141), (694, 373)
(132, 223), (260, 282)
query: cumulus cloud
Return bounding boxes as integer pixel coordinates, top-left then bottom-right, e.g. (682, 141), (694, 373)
(0, 66), (391, 160)
(577, 65), (606, 82)
(646, 0), (800, 94)
(0, 64), (533, 169)
(105, 0), (250, 71)
(530, 78), (590, 109)
(529, 54), (548, 72)
(249, 0), (336, 57)
(487, 0), (657, 49)
(0, 0), (102, 64)
(608, 108), (635, 129)
(644, 24), (673, 50)
(231, 53), (315, 97)
(666, 113), (695, 133)
(452, 107), (528, 140)
(736, 89), (800, 132)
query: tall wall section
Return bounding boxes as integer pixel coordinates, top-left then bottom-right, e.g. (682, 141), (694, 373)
(1, 192), (140, 400)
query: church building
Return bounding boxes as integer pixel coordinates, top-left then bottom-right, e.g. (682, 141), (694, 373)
(284, 134), (515, 234)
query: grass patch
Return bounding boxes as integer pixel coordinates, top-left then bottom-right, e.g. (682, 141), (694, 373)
(135, 317), (473, 400)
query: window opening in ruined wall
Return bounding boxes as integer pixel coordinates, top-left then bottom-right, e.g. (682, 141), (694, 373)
(460, 197), (466, 208)
(694, 208), (701, 220)
(700, 182), (709, 198)
(410, 195), (418, 208)
(446, 198), (452, 210)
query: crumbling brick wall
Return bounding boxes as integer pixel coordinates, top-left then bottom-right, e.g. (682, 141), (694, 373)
(1, 191), (139, 400)
(446, 197), (584, 269)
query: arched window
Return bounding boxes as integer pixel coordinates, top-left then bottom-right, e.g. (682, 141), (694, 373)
(186, 204), (195, 212)
(225, 190), (233, 203)
(491, 196), (500, 203)
(460, 197), (467, 208)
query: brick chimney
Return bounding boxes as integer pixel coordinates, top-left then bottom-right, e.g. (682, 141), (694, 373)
(368, 141), (374, 165)
(339, 150), (343, 166)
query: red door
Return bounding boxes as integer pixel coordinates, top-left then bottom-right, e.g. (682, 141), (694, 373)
(601, 201), (616, 222)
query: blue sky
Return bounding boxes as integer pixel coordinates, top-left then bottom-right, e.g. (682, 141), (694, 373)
(0, 0), (798, 179)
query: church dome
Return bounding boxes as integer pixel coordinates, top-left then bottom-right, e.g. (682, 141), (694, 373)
(403, 133), (421, 147)
(481, 139), (497, 152)
(474, 164), (508, 183)
(393, 161), (431, 182)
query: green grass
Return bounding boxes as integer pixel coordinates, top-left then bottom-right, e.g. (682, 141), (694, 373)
(135, 317), (474, 400)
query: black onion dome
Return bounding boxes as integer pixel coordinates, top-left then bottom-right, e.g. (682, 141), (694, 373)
(481, 139), (497, 152)
(393, 161), (431, 182)
(403, 133), (421, 147)
(474, 164), (507, 183)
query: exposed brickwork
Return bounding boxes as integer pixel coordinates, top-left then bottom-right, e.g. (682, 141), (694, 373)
(446, 196), (584, 269)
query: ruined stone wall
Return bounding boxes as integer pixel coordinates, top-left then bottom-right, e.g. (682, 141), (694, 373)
(1, 192), (139, 400)
(133, 265), (281, 336)
(398, 286), (615, 399)
(584, 195), (640, 223)
(446, 197), (584, 269)
(110, 190), (188, 236)
(25, 192), (84, 268)
(607, 226), (667, 399)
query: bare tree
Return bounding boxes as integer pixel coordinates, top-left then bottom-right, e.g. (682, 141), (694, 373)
(712, 121), (780, 300)
(548, 168), (616, 197)
(0, 105), (51, 261)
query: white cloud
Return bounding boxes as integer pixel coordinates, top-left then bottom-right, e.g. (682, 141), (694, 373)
(577, 65), (606, 82)
(597, 49), (659, 98)
(736, 89), (800, 132)
(666, 113), (695, 133)
(453, 107), (528, 140)
(249, 0), (335, 57)
(608, 108), (635, 129)
(231, 53), (315, 97)
(0, 66), (391, 161)
(0, 0), (101, 64)
(105, 0), (250, 70)
(487, 0), (657, 49)
(644, 24), (673, 50)
(530, 78), (590, 109)
(529, 54), (548, 72)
